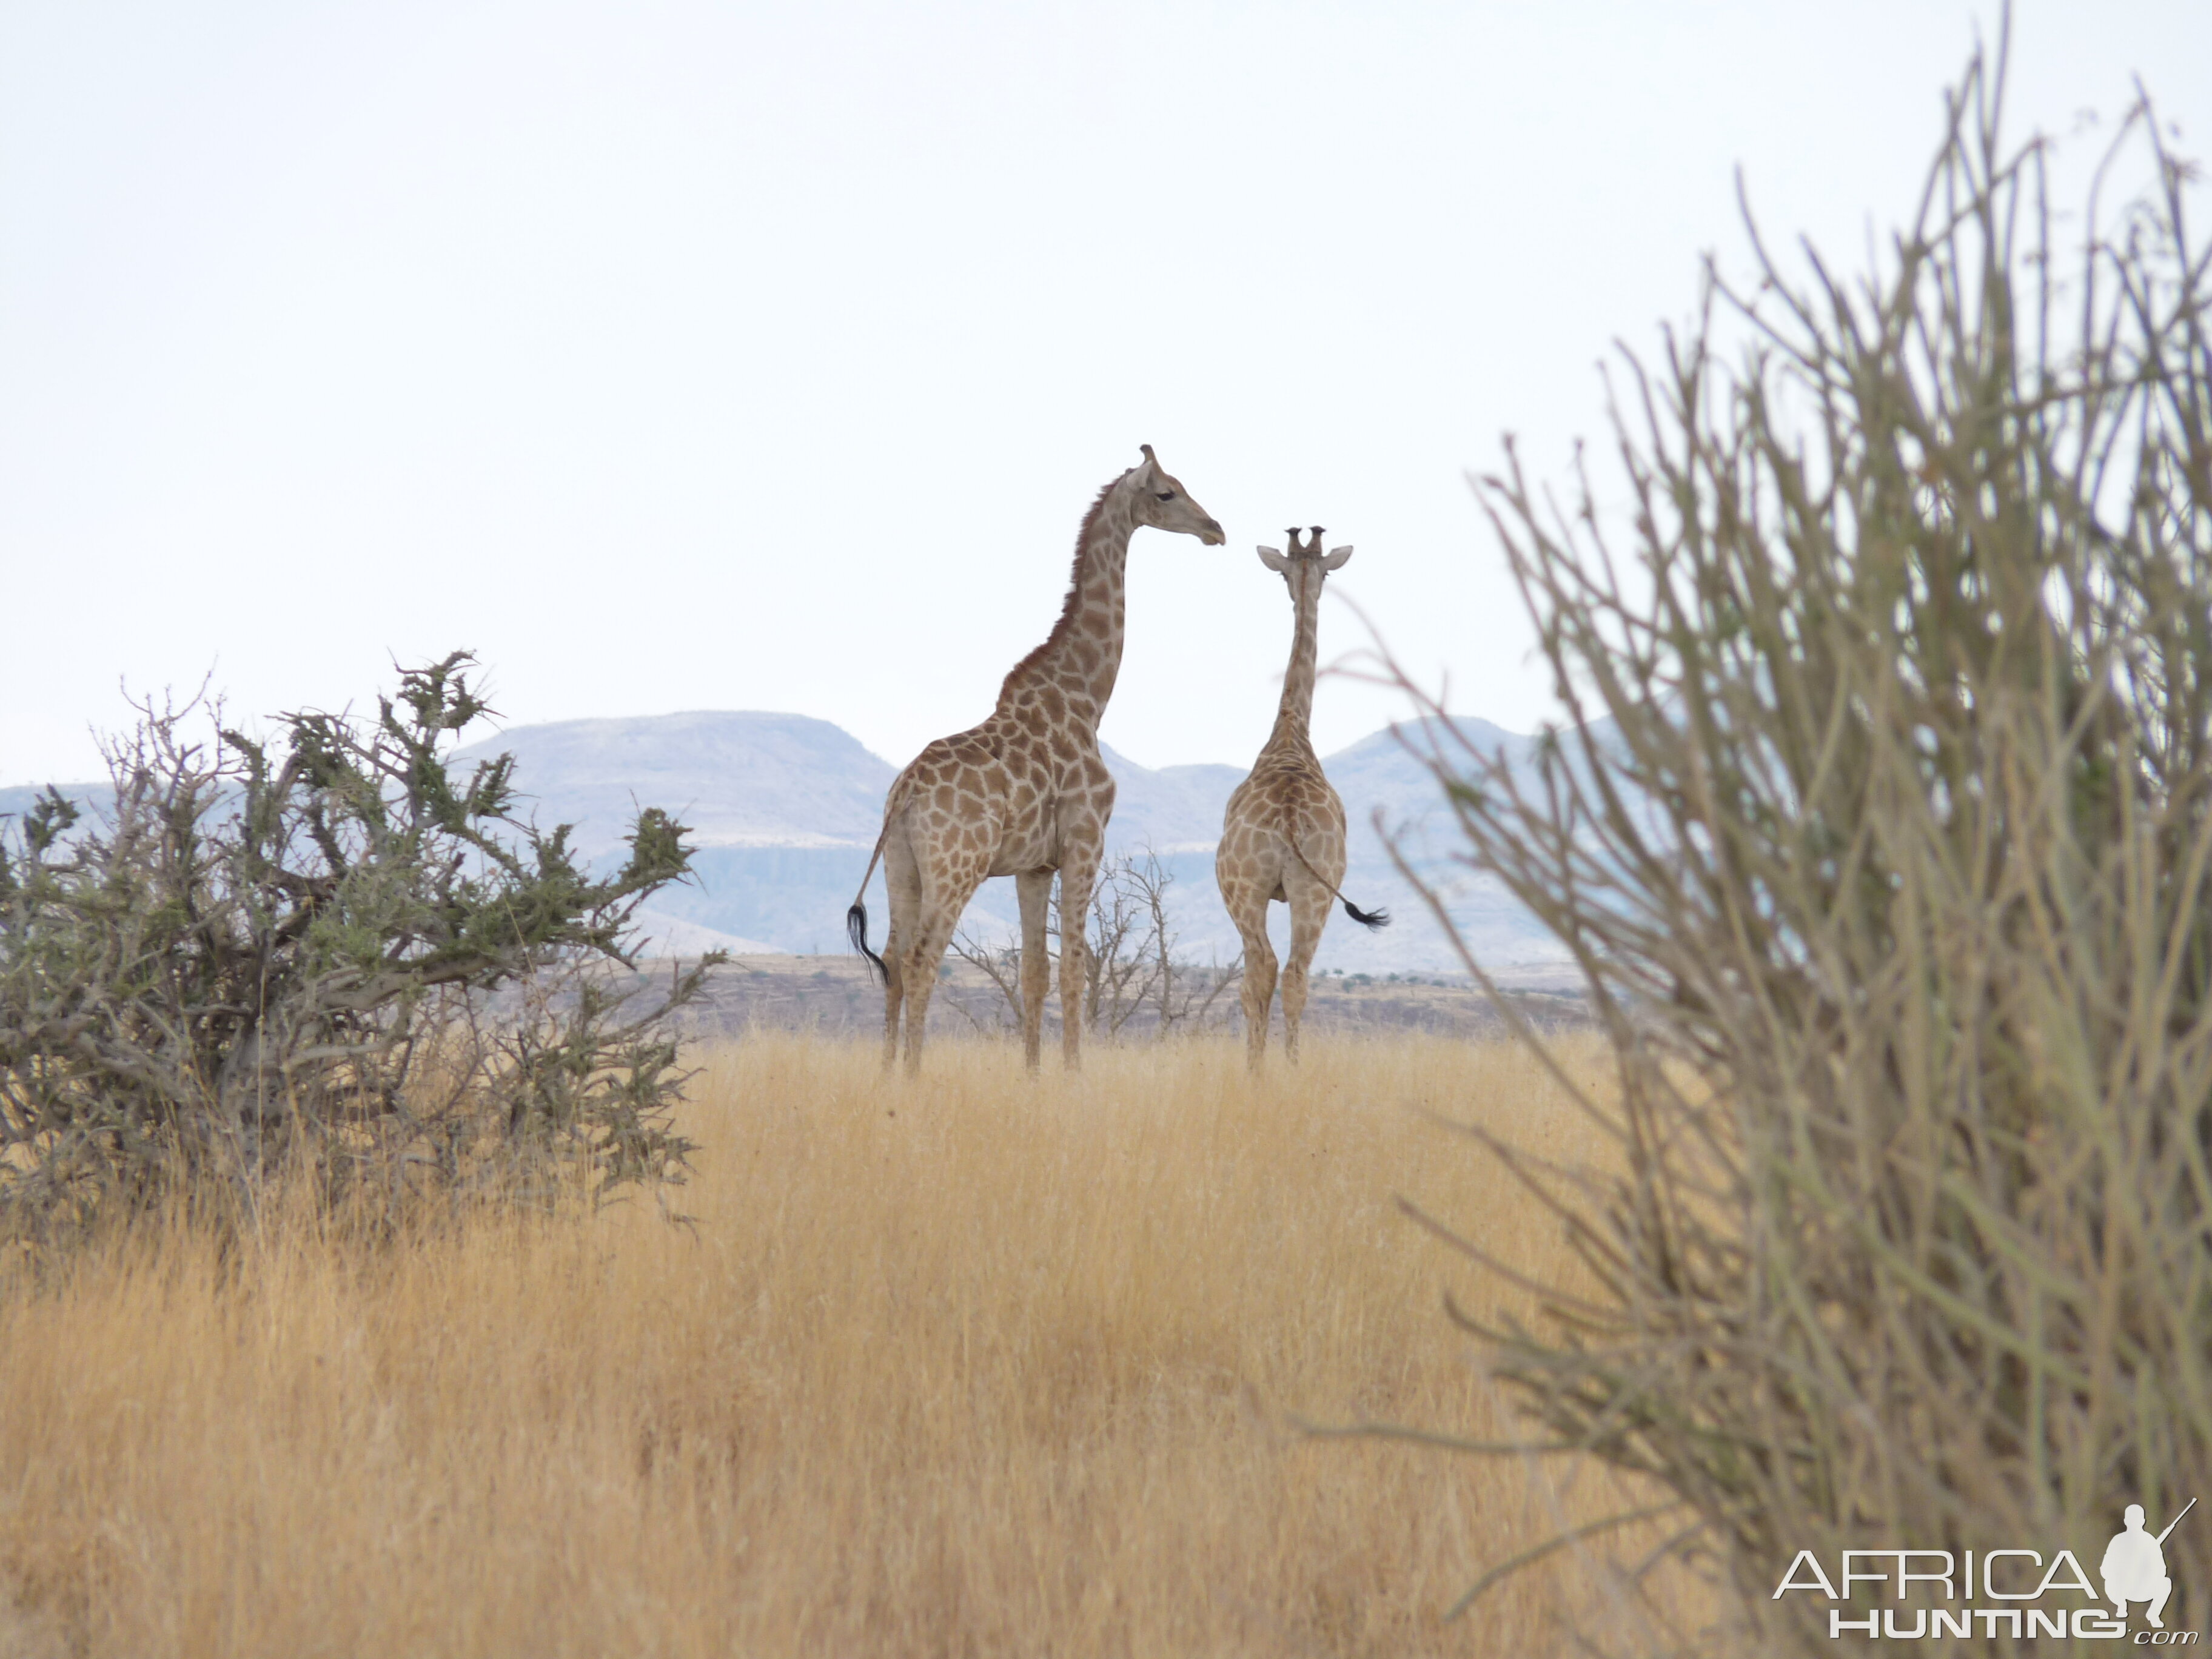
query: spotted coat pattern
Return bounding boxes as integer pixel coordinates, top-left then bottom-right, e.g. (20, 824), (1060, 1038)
(1216, 528), (1359, 1068)
(866, 447), (1223, 1073)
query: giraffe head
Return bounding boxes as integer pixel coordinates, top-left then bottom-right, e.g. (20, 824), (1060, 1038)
(1128, 444), (1225, 545)
(1255, 525), (1353, 598)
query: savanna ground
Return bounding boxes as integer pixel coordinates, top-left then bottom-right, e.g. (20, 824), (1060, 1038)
(649, 951), (1589, 1043)
(0, 1034), (1691, 1657)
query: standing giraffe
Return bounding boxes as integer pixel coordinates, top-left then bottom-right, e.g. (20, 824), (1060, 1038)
(1216, 527), (1389, 1069)
(848, 446), (1224, 1074)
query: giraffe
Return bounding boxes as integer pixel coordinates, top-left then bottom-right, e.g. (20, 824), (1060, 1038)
(848, 446), (1224, 1074)
(1216, 527), (1389, 1069)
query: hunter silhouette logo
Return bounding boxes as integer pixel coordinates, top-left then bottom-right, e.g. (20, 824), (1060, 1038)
(2105, 1500), (2194, 1632)
(1774, 1499), (2199, 1641)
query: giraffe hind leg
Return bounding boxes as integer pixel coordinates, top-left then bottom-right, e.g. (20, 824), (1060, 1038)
(1282, 881), (1333, 1065)
(1216, 838), (1278, 1074)
(1226, 895), (1278, 1074)
(881, 828), (923, 1074)
(880, 936), (905, 1074)
(898, 861), (990, 1077)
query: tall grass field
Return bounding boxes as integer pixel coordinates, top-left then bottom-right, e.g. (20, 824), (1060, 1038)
(0, 1033), (1674, 1657)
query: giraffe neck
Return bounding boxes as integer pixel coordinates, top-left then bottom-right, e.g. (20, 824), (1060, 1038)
(1261, 574), (1322, 759)
(996, 480), (1136, 731)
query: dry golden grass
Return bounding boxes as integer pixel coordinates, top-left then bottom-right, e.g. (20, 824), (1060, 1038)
(0, 1033), (1671, 1657)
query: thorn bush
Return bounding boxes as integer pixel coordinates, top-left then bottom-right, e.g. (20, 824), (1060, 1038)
(0, 652), (723, 1241)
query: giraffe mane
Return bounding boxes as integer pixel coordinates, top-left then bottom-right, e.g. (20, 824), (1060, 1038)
(997, 474), (1122, 701)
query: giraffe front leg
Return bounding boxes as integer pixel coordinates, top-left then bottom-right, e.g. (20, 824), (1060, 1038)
(1015, 870), (1052, 1072)
(1056, 853), (1100, 1072)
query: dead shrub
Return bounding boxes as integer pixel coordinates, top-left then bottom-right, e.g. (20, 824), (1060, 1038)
(1393, 32), (2212, 1654)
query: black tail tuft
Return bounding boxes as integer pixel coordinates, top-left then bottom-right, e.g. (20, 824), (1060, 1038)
(848, 900), (888, 984)
(1343, 899), (1391, 931)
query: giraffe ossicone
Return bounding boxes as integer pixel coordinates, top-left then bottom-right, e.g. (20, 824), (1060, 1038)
(848, 446), (1225, 1074)
(1216, 525), (1390, 1071)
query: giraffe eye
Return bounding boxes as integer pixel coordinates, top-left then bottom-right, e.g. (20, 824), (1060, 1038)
(1155, 491), (1175, 501)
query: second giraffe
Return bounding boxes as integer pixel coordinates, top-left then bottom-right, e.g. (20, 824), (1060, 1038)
(1216, 527), (1389, 1070)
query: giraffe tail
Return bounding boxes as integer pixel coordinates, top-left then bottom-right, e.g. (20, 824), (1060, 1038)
(1285, 839), (1392, 931)
(847, 827), (892, 985)
(1340, 896), (1392, 931)
(847, 900), (888, 984)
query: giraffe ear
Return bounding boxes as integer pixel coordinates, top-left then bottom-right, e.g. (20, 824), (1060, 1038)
(1320, 545), (1354, 571)
(1256, 546), (1292, 573)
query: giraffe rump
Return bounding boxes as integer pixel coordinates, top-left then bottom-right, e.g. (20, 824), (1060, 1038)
(1284, 836), (1390, 931)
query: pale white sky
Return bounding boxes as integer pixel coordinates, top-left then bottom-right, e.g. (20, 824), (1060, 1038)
(4, 0), (2207, 786)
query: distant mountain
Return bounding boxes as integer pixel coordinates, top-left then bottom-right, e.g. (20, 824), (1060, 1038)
(1096, 746), (1247, 856)
(451, 709), (1577, 981)
(4, 709), (1592, 984)
(631, 910), (782, 957)
(0, 780), (107, 830)
(449, 710), (894, 854)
